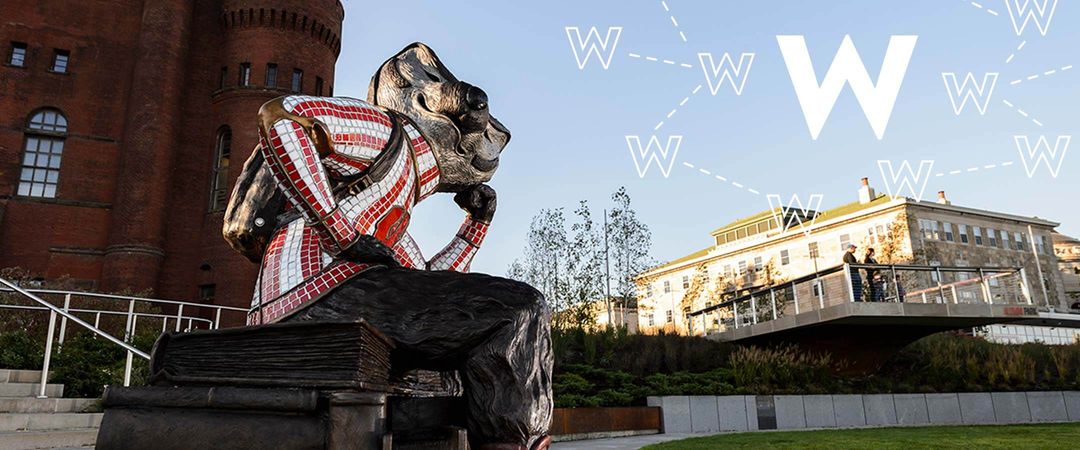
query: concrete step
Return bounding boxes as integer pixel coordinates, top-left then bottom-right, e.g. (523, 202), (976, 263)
(0, 369), (45, 384)
(0, 383), (64, 398)
(0, 412), (103, 432)
(0, 428), (97, 449)
(0, 397), (99, 413)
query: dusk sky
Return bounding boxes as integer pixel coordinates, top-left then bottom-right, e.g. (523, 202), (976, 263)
(332, 0), (1079, 275)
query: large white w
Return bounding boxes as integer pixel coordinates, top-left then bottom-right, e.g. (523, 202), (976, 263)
(877, 160), (934, 202)
(777, 35), (918, 140)
(942, 72), (998, 115)
(1005, 0), (1059, 36)
(565, 27), (622, 70)
(1015, 135), (1071, 178)
(626, 135), (682, 178)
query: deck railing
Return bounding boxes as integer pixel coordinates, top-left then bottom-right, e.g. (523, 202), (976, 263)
(687, 264), (1032, 336)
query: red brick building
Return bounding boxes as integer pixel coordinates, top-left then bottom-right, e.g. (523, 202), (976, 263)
(0, 0), (344, 317)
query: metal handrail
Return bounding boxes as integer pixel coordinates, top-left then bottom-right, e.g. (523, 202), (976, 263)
(0, 303), (215, 326)
(0, 279), (247, 398)
(0, 286), (248, 311)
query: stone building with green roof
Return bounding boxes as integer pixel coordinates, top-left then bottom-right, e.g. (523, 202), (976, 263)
(636, 178), (1066, 335)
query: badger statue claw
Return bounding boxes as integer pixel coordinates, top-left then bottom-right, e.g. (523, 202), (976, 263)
(222, 43), (552, 449)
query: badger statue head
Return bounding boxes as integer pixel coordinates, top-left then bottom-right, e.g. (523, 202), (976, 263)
(368, 42), (510, 191)
(223, 43), (510, 261)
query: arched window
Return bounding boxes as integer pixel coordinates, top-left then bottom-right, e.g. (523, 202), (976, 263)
(209, 126), (232, 211)
(19, 109), (68, 198)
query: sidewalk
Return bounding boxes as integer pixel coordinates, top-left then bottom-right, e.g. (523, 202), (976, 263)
(552, 433), (701, 450)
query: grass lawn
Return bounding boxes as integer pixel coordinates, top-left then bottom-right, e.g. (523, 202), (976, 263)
(643, 423), (1080, 449)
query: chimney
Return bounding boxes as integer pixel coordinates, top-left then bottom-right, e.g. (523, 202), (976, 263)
(858, 177), (876, 204)
(937, 190), (950, 205)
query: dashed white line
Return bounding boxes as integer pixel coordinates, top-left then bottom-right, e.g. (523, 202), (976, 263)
(628, 52), (695, 69)
(962, 0), (999, 16)
(654, 84), (703, 131)
(660, 1), (688, 43)
(1005, 41), (1026, 64)
(938, 161), (1017, 177)
(1010, 64), (1073, 85)
(682, 162), (757, 195)
(1000, 98), (1045, 127)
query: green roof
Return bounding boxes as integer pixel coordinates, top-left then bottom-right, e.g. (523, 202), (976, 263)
(709, 208), (783, 235)
(647, 194), (896, 276)
(790, 194), (893, 230)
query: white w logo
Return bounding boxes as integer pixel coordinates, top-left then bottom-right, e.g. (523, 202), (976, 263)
(1005, 0), (1059, 36)
(942, 72), (998, 115)
(565, 26), (623, 70)
(777, 35), (918, 140)
(766, 194), (824, 236)
(626, 135), (682, 178)
(1015, 135), (1071, 178)
(877, 160), (935, 202)
(698, 52), (756, 96)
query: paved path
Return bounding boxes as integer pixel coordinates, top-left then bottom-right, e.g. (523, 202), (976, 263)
(552, 433), (703, 450)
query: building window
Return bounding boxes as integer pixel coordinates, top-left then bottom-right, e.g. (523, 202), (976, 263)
(51, 49), (69, 73)
(681, 275), (689, 289)
(808, 242), (820, 259)
(839, 234), (851, 251)
(219, 66), (228, 89)
(209, 126), (232, 211)
(780, 249), (790, 265)
(1036, 235), (1048, 255)
(987, 228), (998, 247)
(959, 224), (970, 244)
(238, 63), (251, 87)
(665, 310), (673, 323)
(18, 109), (68, 198)
(943, 222), (954, 242)
(291, 68), (303, 92)
(738, 261), (748, 281)
(315, 76), (324, 96)
(663, 280), (670, 293)
(198, 284), (216, 304)
(646, 284), (653, 297)
(812, 280), (823, 297)
(1000, 230), (1011, 250)
(973, 227), (983, 246)
(9, 42), (27, 67)
(265, 63), (278, 87)
(648, 314), (654, 327)
(1015, 232), (1025, 251)
(754, 256), (763, 272)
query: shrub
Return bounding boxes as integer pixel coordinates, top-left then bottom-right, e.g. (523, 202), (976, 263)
(0, 330), (44, 370)
(49, 331), (156, 398)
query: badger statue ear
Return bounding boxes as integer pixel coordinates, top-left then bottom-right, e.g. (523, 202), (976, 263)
(368, 42), (458, 106)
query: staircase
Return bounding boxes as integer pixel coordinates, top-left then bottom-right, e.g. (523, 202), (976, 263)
(0, 369), (101, 449)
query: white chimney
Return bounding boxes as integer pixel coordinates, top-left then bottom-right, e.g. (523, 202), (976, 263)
(858, 177), (876, 204)
(937, 190), (950, 205)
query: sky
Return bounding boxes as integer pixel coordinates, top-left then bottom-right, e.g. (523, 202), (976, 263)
(332, 0), (1079, 275)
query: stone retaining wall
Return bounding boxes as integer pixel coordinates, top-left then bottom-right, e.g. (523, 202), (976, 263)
(647, 392), (1080, 433)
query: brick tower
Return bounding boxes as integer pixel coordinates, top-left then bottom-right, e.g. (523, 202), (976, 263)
(0, 0), (344, 322)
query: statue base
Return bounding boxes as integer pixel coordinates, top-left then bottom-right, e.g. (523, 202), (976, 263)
(96, 321), (468, 450)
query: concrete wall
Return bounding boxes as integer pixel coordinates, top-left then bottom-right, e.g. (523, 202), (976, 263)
(648, 392), (1080, 433)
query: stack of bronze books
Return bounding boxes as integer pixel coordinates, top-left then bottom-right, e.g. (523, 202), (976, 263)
(149, 320), (395, 392)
